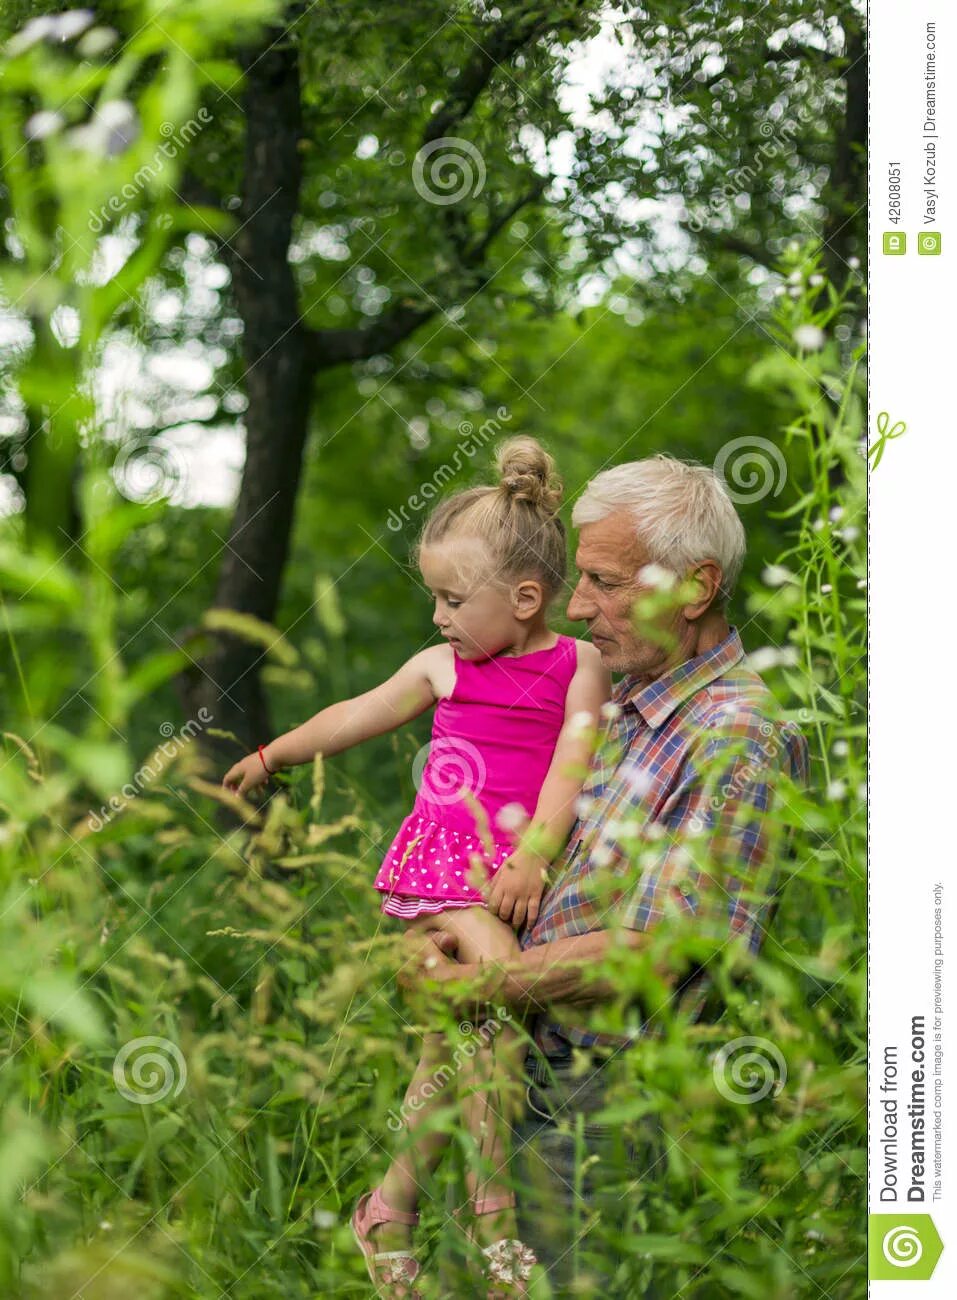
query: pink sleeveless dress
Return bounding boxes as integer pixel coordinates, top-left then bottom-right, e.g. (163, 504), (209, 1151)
(374, 636), (578, 919)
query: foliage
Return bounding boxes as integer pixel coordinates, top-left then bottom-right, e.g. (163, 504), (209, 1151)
(0, 3), (864, 1296)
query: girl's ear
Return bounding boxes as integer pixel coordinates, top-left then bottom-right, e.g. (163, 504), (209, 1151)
(512, 579), (545, 620)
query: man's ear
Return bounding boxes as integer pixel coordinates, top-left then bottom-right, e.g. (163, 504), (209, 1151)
(682, 560), (724, 620)
(512, 579), (545, 620)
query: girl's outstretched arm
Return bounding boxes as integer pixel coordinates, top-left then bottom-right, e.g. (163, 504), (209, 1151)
(486, 640), (611, 927)
(222, 645), (446, 795)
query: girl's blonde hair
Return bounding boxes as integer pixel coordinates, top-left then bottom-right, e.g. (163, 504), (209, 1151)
(415, 436), (567, 600)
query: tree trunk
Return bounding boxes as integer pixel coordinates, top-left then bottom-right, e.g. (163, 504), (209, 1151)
(822, 19), (866, 280)
(177, 28), (311, 763)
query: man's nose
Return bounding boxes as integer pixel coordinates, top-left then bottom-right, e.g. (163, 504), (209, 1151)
(566, 578), (596, 623)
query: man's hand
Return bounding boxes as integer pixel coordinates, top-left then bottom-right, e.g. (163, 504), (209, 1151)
(395, 928), (460, 1007)
(486, 852), (548, 929)
(396, 929), (507, 1018)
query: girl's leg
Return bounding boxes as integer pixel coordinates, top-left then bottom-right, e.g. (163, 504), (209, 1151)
(426, 906), (528, 1251)
(370, 908), (526, 1255)
(369, 925), (463, 1252)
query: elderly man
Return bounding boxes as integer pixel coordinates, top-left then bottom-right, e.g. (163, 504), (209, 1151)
(417, 454), (808, 1293)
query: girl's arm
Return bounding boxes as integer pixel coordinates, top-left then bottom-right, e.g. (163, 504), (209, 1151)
(222, 646), (444, 794)
(487, 640), (612, 927)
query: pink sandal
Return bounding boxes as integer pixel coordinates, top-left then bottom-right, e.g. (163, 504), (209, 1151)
(351, 1187), (422, 1298)
(469, 1192), (537, 1297)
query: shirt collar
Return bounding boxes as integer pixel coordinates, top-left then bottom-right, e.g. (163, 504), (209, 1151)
(611, 627), (745, 729)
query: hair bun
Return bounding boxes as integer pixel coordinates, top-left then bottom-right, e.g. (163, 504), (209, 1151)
(495, 436), (563, 515)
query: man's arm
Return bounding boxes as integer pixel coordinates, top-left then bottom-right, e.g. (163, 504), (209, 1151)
(403, 926), (647, 1017)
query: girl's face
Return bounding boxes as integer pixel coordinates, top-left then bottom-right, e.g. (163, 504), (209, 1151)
(419, 537), (537, 659)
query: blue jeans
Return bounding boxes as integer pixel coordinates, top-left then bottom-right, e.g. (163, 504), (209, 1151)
(508, 1043), (665, 1296)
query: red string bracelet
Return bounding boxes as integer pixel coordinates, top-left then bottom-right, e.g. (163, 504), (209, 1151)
(257, 744), (275, 776)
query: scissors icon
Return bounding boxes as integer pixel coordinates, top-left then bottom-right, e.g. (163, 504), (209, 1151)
(868, 412), (906, 470)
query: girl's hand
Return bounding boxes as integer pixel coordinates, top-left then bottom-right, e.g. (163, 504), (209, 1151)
(486, 852), (548, 930)
(221, 752), (271, 797)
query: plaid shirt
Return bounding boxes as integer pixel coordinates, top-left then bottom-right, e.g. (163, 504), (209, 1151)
(519, 628), (809, 1059)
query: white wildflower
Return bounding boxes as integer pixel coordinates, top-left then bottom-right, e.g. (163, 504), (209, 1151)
(603, 820), (633, 841)
(821, 583), (832, 594)
(787, 270), (803, 285)
(8, 10), (94, 55)
(856, 578), (867, 589)
(746, 646), (797, 672)
(54, 10), (95, 41)
(574, 795), (592, 818)
(808, 274), (824, 286)
(600, 700), (622, 721)
(761, 564), (794, 588)
(624, 766), (653, 798)
(24, 110), (65, 141)
(70, 99), (139, 156)
(638, 562), (677, 590)
(313, 1209), (337, 1230)
(841, 526), (860, 543)
(793, 324), (825, 351)
(857, 783), (867, 801)
(832, 740), (849, 757)
(6, 16), (55, 54)
(495, 803), (528, 834)
(592, 842), (615, 868)
(848, 256), (860, 269)
(567, 710), (595, 736)
(826, 780), (847, 800)
(829, 506), (844, 522)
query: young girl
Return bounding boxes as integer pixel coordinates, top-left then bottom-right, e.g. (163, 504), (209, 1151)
(223, 437), (610, 1296)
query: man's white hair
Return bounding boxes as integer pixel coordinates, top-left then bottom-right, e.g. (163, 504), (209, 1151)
(572, 454), (747, 600)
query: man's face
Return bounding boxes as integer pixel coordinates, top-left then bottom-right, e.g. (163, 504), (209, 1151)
(566, 510), (681, 676)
